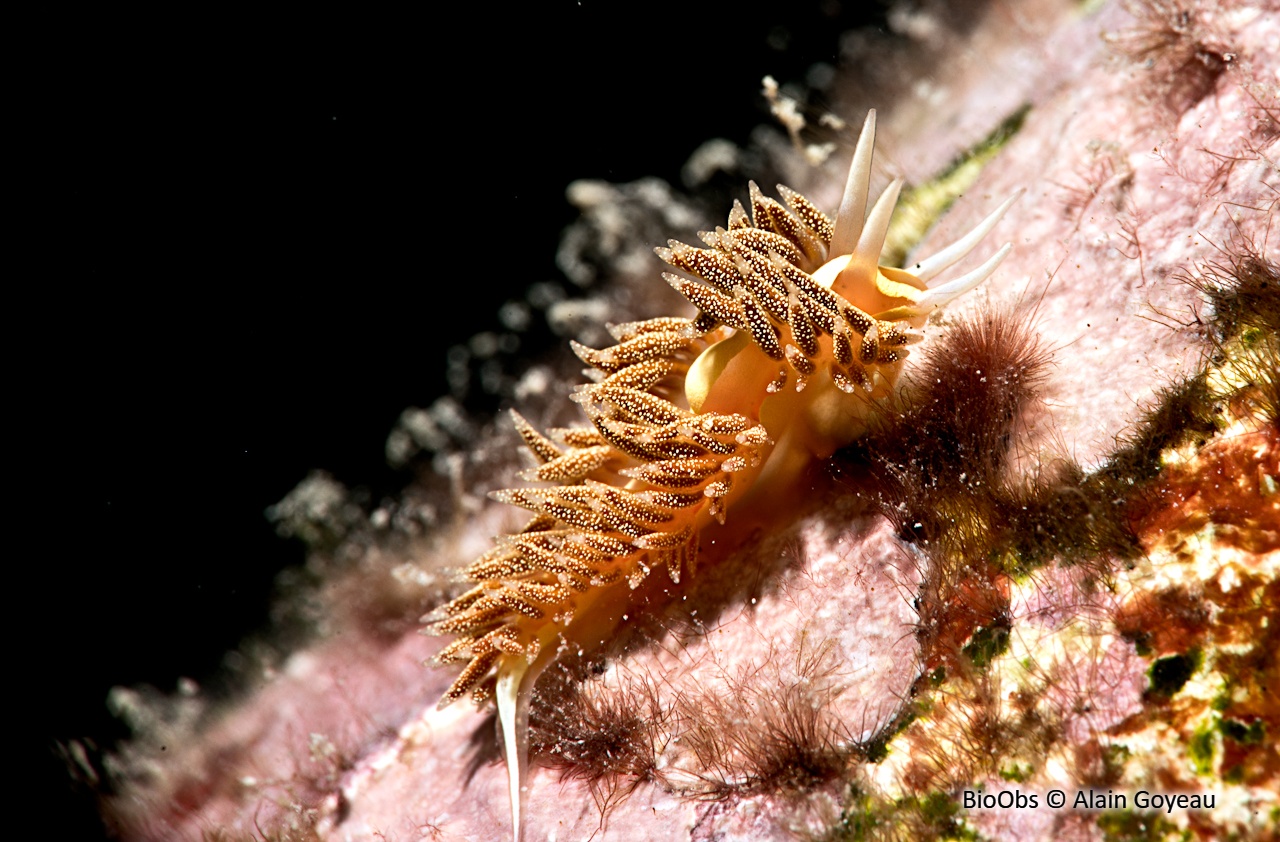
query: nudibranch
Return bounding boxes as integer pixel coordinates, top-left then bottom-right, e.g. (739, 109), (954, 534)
(428, 111), (1015, 839)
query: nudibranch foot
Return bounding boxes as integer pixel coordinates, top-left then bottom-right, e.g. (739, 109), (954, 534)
(427, 109), (1018, 842)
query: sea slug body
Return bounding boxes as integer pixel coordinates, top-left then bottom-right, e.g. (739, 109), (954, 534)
(427, 110), (1017, 840)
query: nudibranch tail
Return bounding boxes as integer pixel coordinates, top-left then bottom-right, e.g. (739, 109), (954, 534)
(496, 665), (530, 842)
(426, 109), (1017, 841)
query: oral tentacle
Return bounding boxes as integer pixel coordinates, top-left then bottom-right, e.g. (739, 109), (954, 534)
(911, 188), (1022, 282)
(838, 177), (905, 297)
(886, 242), (1014, 321)
(829, 109), (878, 257)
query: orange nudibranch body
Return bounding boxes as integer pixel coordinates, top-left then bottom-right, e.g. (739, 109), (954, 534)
(427, 110), (1016, 841)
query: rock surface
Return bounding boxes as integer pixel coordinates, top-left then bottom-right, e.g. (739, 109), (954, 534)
(96, 1), (1278, 840)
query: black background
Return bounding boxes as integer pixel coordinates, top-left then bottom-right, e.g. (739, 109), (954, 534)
(35, 3), (885, 837)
